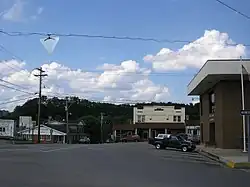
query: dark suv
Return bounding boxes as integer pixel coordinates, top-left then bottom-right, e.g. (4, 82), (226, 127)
(152, 135), (196, 152)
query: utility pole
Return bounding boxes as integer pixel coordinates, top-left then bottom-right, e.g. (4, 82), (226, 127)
(64, 97), (77, 144)
(65, 98), (69, 144)
(100, 112), (104, 144)
(34, 67), (47, 143)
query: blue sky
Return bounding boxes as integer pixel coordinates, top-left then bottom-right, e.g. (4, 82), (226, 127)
(0, 0), (249, 110)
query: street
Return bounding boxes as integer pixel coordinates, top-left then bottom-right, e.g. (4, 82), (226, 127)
(0, 143), (249, 187)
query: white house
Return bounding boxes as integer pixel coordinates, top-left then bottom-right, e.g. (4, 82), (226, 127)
(0, 119), (15, 137)
(133, 105), (185, 124)
(19, 125), (66, 143)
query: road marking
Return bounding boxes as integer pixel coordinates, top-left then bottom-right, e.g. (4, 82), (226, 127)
(40, 146), (83, 152)
(0, 148), (32, 152)
(87, 147), (105, 151)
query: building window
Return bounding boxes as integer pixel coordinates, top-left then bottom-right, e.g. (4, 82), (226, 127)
(209, 92), (215, 113)
(137, 115), (145, 123)
(177, 116), (181, 122)
(141, 115), (145, 122)
(2, 127), (5, 132)
(173, 116), (181, 122)
(154, 108), (164, 111)
(173, 116), (177, 122)
(137, 106), (143, 109)
(0, 127), (2, 132)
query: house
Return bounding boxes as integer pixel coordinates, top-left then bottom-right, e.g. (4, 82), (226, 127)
(187, 59), (250, 149)
(45, 120), (87, 144)
(0, 119), (15, 138)
(18, 124), (66, 143)
(113, 105), (186, 140)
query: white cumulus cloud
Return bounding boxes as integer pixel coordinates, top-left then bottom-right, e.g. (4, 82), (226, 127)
(144, 30), (247, 71)
(1, 0), (24, 22)
(0, 60), (170, 111)
(1, 0), (43, 22)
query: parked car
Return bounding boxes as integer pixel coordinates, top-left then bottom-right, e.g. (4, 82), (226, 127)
(79, 137), (90, 144)
(177, 133), (200, 145)
(120, 134), (140, 142)
(152, 134), (196, 152)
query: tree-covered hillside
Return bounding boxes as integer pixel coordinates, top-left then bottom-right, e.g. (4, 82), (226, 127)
(3, 96), (200, 123)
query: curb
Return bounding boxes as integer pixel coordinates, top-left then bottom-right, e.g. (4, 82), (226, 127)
(197, 149), (250, 169)
(198, 149), (221, 162)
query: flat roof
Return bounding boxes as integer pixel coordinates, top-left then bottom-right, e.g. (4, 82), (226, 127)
(187, 59), (250, 95)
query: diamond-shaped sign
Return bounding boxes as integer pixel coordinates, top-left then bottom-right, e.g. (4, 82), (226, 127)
(40, 36), (59, 54)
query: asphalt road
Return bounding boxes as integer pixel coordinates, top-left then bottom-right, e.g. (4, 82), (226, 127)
(0, 142), (249, 187)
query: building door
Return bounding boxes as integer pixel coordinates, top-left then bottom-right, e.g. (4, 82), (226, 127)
(143, 130), (148, 140)
(209, 123), (215, 145)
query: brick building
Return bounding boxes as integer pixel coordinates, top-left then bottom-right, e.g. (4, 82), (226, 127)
(187, 59), (250, 149)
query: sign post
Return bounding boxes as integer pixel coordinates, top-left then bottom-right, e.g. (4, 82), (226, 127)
(240, 110), (250, 162)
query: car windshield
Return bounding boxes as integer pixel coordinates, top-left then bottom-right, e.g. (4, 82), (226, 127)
(157, 134), (164, 138)
(176, 135), (185, 141)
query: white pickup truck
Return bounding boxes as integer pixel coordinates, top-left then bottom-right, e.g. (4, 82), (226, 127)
(155, 134), (171, 139)
(148, 133), (171, 144)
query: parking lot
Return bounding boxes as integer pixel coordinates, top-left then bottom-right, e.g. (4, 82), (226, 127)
(0, 142), (249, 187)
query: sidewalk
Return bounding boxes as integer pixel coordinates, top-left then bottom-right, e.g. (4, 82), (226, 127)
(197, 145), (250, 169)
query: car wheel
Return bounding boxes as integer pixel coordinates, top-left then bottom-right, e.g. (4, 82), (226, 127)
(155, 143), (161, 149)
(182, 146), (188, 152)
(134, 139), (139, 142)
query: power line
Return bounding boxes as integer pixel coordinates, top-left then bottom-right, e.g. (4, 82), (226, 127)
(0, 45), (25, 72)
(1, 93), (36, 102)
(0, 30), (190, 43)
(0, 58), (24, 73)
(0, 82), (35, 95)
(0, 96), (35, 106)
(0, 78), (32, 91)
(215, 0), (250, 20)
(0, 29), (249, 46)
(0, 44), (24, 62)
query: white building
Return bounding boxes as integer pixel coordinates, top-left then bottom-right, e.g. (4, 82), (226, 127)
(133, 105), (185, 124)
(19, 116), (33, 130)
(19, 124), (66, 143)
(0, 119), (15, 137)
(113, 105), (186, 141)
